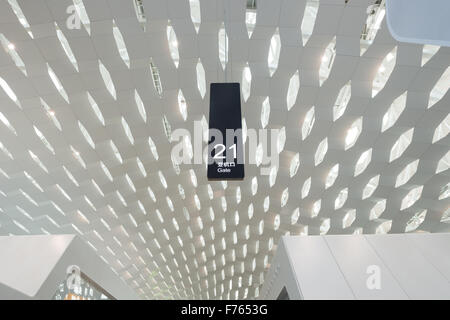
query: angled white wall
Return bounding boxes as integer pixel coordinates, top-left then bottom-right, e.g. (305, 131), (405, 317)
(0, 235), (139, 300)
(260, 233), (450, 300)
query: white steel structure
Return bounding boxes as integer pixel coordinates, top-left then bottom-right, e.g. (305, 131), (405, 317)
(0, 0), (448, 299)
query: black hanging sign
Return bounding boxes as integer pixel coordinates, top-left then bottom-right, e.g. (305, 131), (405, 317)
(207, 83), (245, 180)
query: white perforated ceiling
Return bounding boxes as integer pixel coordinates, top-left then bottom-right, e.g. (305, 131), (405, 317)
(0, 0), (449, 300)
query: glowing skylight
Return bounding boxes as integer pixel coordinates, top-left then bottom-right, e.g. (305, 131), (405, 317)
(167, 24), (180, 68)
(87, 92), (105, 126)
(133, 90), (147, 122)
(319, 37), (336, 86)
(147, 187), (156, 203)
(255, 143), (263, 167)
(354, 148), (372, 177)
(148, 137), (159, 160)
(218, 24), (228, 70)
(421, 45), (440, 67)
(400, 185), (423, 210)
(395, 159), (419, 188)
(0, 34), (27, 75)
(333, 81), (351, 121)
(99, 61), (116, 100)
(47, 64), (69, 103)
(166, 196), (174, 212)
(242, 64), (252, 102)
(196, 59), (206, 99)
(360, 0), (385, 56)
(110, 140), (122, 164)
(29, 150), (48, 173)
(287, 70), (300, 111)
(236, 187), (241, 204)
(343, 209), (356, 228)
(121, 117), (134, 145)
(100, 162), (113, 182)
(369, 199), (386, 220)
(41, 98), (61, 131)
(150, 59), (163, 96)
(268, 28), (281, 76)
(373, 47), (397, 98)
(0, 111), (17, 135)
(113, 20), (130, 68)
(71, 146), (86, 169)
(405, 210), (427, 232)
(428, 67), (449, 109)
(363, 174), (380, 199)
(312, 199), (321, 217)
(320, 218), (330, 235)
(382, 91), (407, 132)
(263, 196), (270, 213)
(7, 0), (33, 38)
(189, 0), (201, 33)
(194, 194), (202, 210)
(376, 220), (392, 234)
(245, 1), (257, 38)
(389, 128), (414, 163)
(55, 23), (78, 72)
(345, 117), (362, 150)
(261, 97), (270, 129)
(301, 106), (315, 140)
(34, 126), (55, 155)
(23, 171), (42, 192)
(178, 184), (185, 199)
(78, 121), (95, 149)
(158, 171), (167, 189)
(0, 140), (13, 159)
(251, 177), (258, 195)
(436, 151), (449, 174)
(248, 204), (254, 220)
(314, 137), (328, 166)
(162, 115), (172, 142)
(281, 188), (289, 207)
(135, 158), (146, 178)
(433, 113), (450, 143)
(73, 0), (91, 35)
(325, 164), (339, 189)
(0, 76), (20, 108)
(277, 127), (286, 153)
(178, 90), (188, 121)
(200, 116), (209, 142)
(290, 153), (300, 178)
(335, 188), (348, 210)
(133, 0), (146, 31)
(189, 169), (197, 187)
(439, 183), (450, 200)
(269, 166), (277, 187)
(300, 0), (319, 46)
(291, 208), (300, 225)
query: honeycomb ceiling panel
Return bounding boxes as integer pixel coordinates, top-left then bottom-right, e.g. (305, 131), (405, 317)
(0, 0), (449, 300)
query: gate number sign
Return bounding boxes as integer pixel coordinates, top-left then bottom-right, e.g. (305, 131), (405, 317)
(207, 83), (245, 180)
